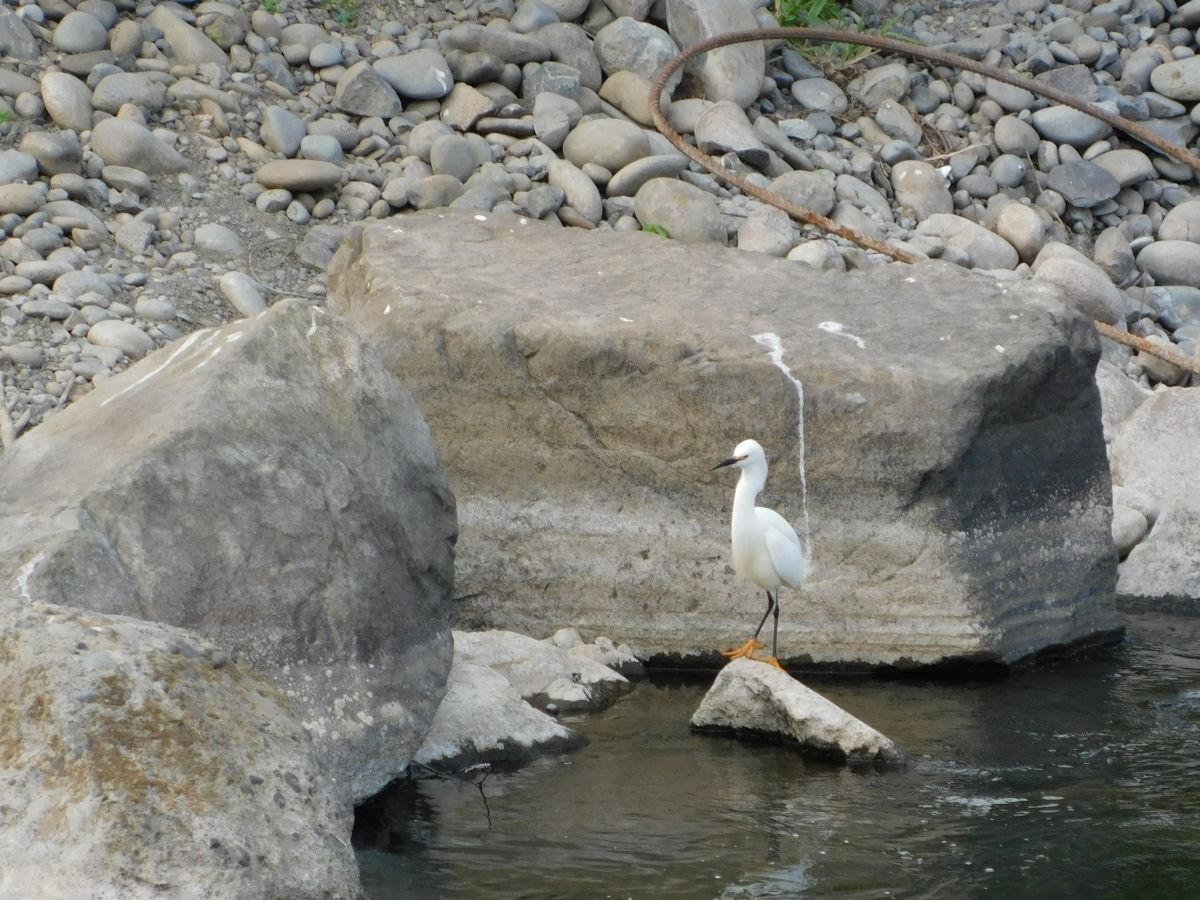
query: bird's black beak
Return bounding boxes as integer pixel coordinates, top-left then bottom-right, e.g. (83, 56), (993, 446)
(713, 457), (738, 470)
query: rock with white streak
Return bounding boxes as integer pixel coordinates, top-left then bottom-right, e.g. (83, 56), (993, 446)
(691, 659), (909, 766)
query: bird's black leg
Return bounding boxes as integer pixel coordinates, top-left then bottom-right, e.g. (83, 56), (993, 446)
(751, 591), (775, 642)
(771, 594), (781, 660)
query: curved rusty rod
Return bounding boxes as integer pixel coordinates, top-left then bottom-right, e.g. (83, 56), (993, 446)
(650, 27), (1200, 265)
(649, 28), (1200, 375)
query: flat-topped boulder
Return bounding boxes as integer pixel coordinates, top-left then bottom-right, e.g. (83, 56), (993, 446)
(327, 210), (1119, 669)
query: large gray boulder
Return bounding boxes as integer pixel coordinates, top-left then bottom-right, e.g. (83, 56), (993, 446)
(326, 211), (1119, 669)
(0, 300), (457, 802)
(0, 598), (361, 899)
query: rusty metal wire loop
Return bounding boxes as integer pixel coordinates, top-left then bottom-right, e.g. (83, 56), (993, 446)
(648, 28), (1200, 376)
(649, 27), (1200, 265)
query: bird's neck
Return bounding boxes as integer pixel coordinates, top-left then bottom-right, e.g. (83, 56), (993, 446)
(732, 468), (764, 523)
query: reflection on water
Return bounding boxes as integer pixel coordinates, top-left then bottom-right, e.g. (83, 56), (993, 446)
(354, 613), (1200, 900)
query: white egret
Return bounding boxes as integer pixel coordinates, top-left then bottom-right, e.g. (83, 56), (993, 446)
(713, 439), (807, 671)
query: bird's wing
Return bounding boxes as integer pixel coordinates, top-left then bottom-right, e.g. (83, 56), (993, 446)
(758, 508), (806, 588)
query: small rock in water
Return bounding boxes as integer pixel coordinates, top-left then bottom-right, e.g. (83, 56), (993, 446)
(691, 659), (909, 767)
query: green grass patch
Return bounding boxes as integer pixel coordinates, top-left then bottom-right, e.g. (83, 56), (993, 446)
(0, 110), (12, 125)
(320, 0), (357, 26)
(641, 224), (669, 238)
(260, 0), (283, 13)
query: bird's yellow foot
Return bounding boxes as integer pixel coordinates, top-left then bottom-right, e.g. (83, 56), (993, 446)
(723, 639), (766, 661)
(758, 656), (788, 673)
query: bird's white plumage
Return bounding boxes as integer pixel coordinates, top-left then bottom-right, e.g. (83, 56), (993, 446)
(724, 440), (807, 593)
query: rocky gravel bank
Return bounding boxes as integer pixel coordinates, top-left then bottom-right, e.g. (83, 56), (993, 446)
(0, 0), (1197, 590)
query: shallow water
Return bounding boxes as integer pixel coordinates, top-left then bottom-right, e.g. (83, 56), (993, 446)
(353, 613), (1200, 900)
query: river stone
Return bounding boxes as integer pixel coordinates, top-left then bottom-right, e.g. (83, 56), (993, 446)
(90, 118), (186, 175)
(442, 23), (553, 64)
(548, 157), (603, 224)
(1046, 160), (1120, 209)
(917, 214), (1019, 270)
(1096, 358), (1151, 443)
(1150, 55), (1200, 101)
(1112, 505), (1148, 558)
(691, 659), (908, 765)
(1093, 227), (1136, 288)
(53, 10), (107, 52)
(412, 657), (583, 770)
(146, 5), (229, 65)
(0, 183), (45, 216)
(334, 60), (403, 118)
(39, 71), (94, 132)
(109, 17), (143, 56)
(375, 49), (455, 100)
(664, 0), (763, 108)
(995, 202), (1048, 264)
(790, 78), (848, 115)
(891, 160), (952, 222)
(260, 106), (307, 157)
(849, 62), (910, 109)
(1030, 104), (1114, 147)
(194, 223), (243, 259)
(91, 72), (166, 114)
(454, 629), (631, 709)
(737, 206), (796, 257)
(595, 69), (656, 125)
(327, 211), (1119, 666)
(0, 300), (457, 802)
(0, 5), (39, 59)
(634, 177), (725, 242)
(537, 22), (603, 90)
(86, 319), (155, 358)
(256, 160), (344, 191)
(1140, 285), (1200, 331)
(512, 0), (560, 32)
(606, 153), (689, 197)
(563, 118), (650, 173)
(299, 134), (343, 165)
(115, 218), (155, 255)
(592, 17), (679, 82)
(875, 100), (922, 145)
(439, 82), (496, 131)
(1031, 246), (1125, 324)
(307, 118), (361, 151)
(1137, 241), (1200, 288)
(692, 101), (766, 169)
(19, 132), (82, 176)
(1156, 198), (1200, 242)
(0, 598), (360, 900)
(430, 133), (484, 182)
(219, 270), (268, 317)
(1111, 387), (1200, 606)
(0, 149), (37, 185)
(985, 77), (1035, 112)
(994, 115), (1041, 155)
(770, 170), (835, 217)
(406, 174), (467, 209)
(1091, 149), (1155, 188)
